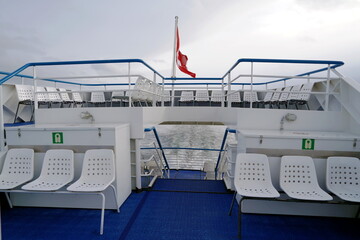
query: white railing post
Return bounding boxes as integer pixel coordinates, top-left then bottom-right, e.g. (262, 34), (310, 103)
(325, 64), (330, 111)
(227, 73), (231, 108)
(0, 85), (5, 151)
(128, 63), (132, 108)
(250, 62), (254, 109)
(33, 66), (38, 111)
(221, 77), (225, 107)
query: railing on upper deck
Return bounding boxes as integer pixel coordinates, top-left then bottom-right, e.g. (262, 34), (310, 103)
(0, 58), (346, 151)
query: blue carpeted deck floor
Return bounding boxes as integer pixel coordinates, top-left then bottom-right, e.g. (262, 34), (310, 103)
(1, 176), (360, 240)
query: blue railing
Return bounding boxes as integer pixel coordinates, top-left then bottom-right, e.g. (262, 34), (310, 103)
(0, 59), (164, 86)
(1, 58), (344, 87)
(215, 128), (236, 179)
(144, 127), (170, 170)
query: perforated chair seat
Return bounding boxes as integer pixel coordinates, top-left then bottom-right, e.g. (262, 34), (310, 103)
(326, 157), (360, 202)
(0, 148), (34, 190)
(67, 149), (115, 193)
(235, 153), (280, 198)
(280, 156), (333, 201)
(22, 149), (74, 191)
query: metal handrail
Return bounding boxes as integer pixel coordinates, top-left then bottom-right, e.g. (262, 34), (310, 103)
(144, 127), (170, 170)
(215, 128), (236, 179)
(0, 59), (164, 85)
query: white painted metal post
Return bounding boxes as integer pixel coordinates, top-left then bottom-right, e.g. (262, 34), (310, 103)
(135, 139), (142, 190)
(221, 77), (224, 107)
(171, 16), (179, 107)
(227, 73), (231, 108)
(128, 63), (132, 108)
(33, 67), (38, 112)
(325, 64), (330, 111)
(0, 85), (4, 151)
(250, 62), (254, 109)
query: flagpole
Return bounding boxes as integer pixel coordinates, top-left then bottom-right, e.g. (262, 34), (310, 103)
(171, 16), (178, 106)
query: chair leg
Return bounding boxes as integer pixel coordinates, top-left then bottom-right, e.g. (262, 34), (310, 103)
(110, 185), (120, 213)
(13, 103), (21, 123)
(100, 192), (105, 235)
(4, 192), (13, 208)
(229, 191), (237, 216)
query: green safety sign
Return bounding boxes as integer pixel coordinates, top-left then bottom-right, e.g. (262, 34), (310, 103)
(52, 132), (64, 144)
(302, 138), (315, 150)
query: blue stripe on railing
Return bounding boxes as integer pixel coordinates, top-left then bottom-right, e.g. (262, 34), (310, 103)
(0, 59), (164, 85)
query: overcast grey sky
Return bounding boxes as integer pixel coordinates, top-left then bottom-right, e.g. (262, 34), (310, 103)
(0, 0), (359, 80)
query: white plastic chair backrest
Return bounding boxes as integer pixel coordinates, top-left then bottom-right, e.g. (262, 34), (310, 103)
(72, 91), (83, 102)
(243, 91), (258, 102)
(298, 82), (314, 101)
(58, 88), (72, 101)
(263, 91), (273, 102)
(195, 90), (209, 101)
(270, 88), (282, 101)
(91, 92), (106, 103)
(234, 153), (275, 193)
(45, 87), (62, 102)
(15, 85), (34, 102)
(162, 90), (171, 102)
(326, 157), (360, 193)
(180, 91), (194, 101)
(280, 156), (321, 192)
(0, 148), (34, 188)
(111, 91), (125, 102)
(36, 87), (49, 102)
(79, 149), (115, 186)
(287, 85), (302, 101)
(38, 149), (74, 183)
(211, 90), (224, 102)
(279, 86), (292, 101)
(227, 90), (241, 103)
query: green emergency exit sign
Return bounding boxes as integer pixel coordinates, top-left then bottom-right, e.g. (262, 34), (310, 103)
(302, 138), (315, 150)
(52, 132), (64, 144)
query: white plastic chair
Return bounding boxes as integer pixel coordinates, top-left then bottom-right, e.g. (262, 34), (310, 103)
(270, 88), (282, 108)
(296, 82), (314, 110)
(22, 149), (74, 191)
(227, 90), (241, 107)
(287, 85), (302, 109)
(243, 91), (259, 108)
(90, 92), (107, 107)
(210, 90), (224, 105)
(278, 86), (292, 108)
(58, 88), (74, 107)
(45, 87), (62, 108)
(14, 85), (35, 123)
(229, 153), (279, 239)
(111, 91), (127, 107)
(0, 148), (34, 190)
(234, 153), (280, 198)
(280, 156), (333, 201)
(195, 90), (210, 105)
(179, 91), (194, 106)
(67, 149), (118, 235)
(326, 157), (360, 202)
(35, 87), (50, 108)
(71, 91), (85, 107)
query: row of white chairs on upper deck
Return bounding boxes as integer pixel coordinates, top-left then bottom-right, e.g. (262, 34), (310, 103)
(14, 85), (85, 123)
(231, 153), (360, 237)
(0, 148), (117, 235)
(178, 90), (258, 107)
(262, 83), (314, 109)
